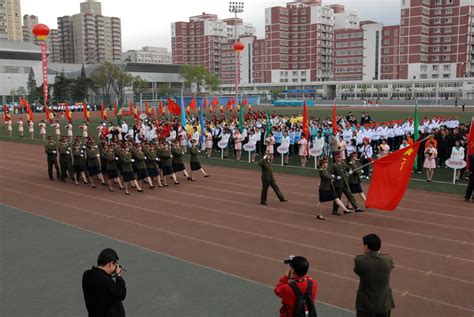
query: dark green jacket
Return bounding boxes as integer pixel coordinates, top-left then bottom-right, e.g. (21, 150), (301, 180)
(171, 147), (184, 165)
(157, 148), (172, 167)
(119, 152), (133, 173)
(144, 149), (157, 169)
(72, 149), (85, 167)
(189, 147), (199, 163)
(354, 251), (395, 313)
(132, 150), (147, 170)
(104, 152), (118, 171)
(318, 168), (334, 191)
(45, 143), (57, 159)
(86, 148), (99, 167)
(331, 161), (350, 189)
(258, 159), (274, 181)
(348, 160), (363, 184)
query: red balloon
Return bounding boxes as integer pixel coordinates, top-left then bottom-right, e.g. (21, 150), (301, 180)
(233, 41), (245, 52)
(32, 24), (50, 37)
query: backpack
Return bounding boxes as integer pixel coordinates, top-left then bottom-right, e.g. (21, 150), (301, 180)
(288, 280), (317, 317)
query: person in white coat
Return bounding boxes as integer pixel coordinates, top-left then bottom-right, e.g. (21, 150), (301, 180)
(450, 140), (465, 182)
(281, 130), (291, 165)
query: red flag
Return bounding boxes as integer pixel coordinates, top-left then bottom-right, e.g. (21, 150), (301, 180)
(202, 97), (208, 109)
(45, 105), (53, 123)
(26, 102), (34, 122)
(189, 97), (196, 112)
(65, 101), (72, 123)
(3, 105), (11, 122)
(167, 98), (181, 115)
(332, 100), (338, 133)
(83, 100), (90, 122)
(466, 117), (474, 169)
(134, 106), (140, 126)
(129, 99), (133, 115)
(113, 101), (118, 117)
(302, 100), (309, 140)
(100, 102), (105, 120)
(365, 141), (422, 211)
(159, 100), (164, 115)
(242, 97), (248, 106)
(211, 96), (219, 107)
(226, 99), (232, 110)
(153, 107), (159, 130)
(145, 101), (152, 117)
(19, 98), (27, 108)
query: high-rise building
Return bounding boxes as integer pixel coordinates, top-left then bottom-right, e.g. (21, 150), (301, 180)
(171, 12), (255, 82)
(22, 14), (38, 43)
(399, 0), (474, 79)
(264, 0), (337, 83)
(0, 0), (22, 41)
(380, 25), (401, 80)
(57, 0), (122, 64)
(122, 46), (172, 64)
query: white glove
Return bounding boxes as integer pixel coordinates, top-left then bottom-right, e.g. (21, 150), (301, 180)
(336, 176), (342, 180)
(80, 154), (84, 157)
(81, 150), (84, 154)
(96, 154), (100, 157)
(131, 159), (135, 162)
(52, 150), (57, 154)
(82, 146), (86, 149)
(95, 145), (98, 148)
(68, 147), (71, 150)
(348, 170), (353, 175)
(155, 158), (159, 161)
(144, 156), (147, 160)
(361, 170), (365, 174)
(115, 157), (119, 161)
(66, 151), (70, 154)
(331, 174), (336, 179)
(170, 155), (173, 158)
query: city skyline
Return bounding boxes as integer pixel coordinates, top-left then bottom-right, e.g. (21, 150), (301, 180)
(20, 0), (401, 51)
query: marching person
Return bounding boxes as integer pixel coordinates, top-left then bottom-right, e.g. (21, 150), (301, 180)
(58, 136), (73, 182)
(86, 142), (106, 188)
(316, 157), (351, 220)
(144, 142), (163, 188)
(157, 141), (178, 186)
(17, 118), (24, 138)
(44, 136), (60, 180)
(28, 119), (34, 139)
(119, 145), (143, 195)
(171, 139), (191, 181)
(331, 152), (363, 214)
(132, 143), (154, 189)
(354, 234), (395, 317)
(423, 140), (437, 182)
(82, 248), (127, 317)
(104, 145), (124, 192)
(188, 139), (210, 180)
(259, 152), (287, 205)
(39, 120), (47, 140)
(347, 152), (367, 206)
(72, 142), (89, 185)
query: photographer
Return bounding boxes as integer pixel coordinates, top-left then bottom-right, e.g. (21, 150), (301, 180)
(274, 256), (317, 317)
(354, 234), (395, 317)
(82, 248), (127, 317)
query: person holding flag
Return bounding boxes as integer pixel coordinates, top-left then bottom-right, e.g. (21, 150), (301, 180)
(65, 122), (73, 142)
(5, 112), (12, 137)
(38, 120), (47, 140)
(331, 152), (363, 214)
(28, 117), (34, 140)
(16, 117), (24, 138)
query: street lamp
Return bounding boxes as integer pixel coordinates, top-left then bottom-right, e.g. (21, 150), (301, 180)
(229, 1), (244, 105)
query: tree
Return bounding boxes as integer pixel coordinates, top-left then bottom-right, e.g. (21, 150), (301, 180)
(270, 87), (285, 100)
(111, 65), (134, 105)
(180, 65), (220, 96)
(72, 64), (91, 101)
(158, 83), (172, 98)
(132, 76), (148, 97)
(90, 61), (116, 105)
(17, 87), (27, 98)
(27, 68), (39, 102)
(53, 71), (74, 102)
(360, 84), (368, 99)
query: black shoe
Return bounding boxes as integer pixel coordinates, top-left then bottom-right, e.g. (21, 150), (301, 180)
(345, 205), (354, 210)
(316, 215), (325, 220)
(333, 212), (343, 216)
(137, 189), (144, 193)
(343, 210), (352, 214)
(355, 208), (364, 212)
(261, 202), (267, 205)
(204, 174), (210, 178)
(280, 199), (288, 202)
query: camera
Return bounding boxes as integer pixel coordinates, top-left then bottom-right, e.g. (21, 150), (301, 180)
(283, 255), (295, 265)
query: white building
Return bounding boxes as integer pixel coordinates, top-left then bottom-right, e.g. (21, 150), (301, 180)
(0, 0), (22, 41)
(122, 46), (171, 64)
(331, 4), (359, 30)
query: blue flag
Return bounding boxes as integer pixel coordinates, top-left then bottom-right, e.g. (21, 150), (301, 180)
(199, 100), (205, 144)
(180, 95), (187, 127)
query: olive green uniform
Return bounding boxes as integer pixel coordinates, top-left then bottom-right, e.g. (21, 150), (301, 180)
(45, 142), (60, 180)
(258, 158), (285, 204)
(331, 161), (359, 213)
(58, 142), (73, 181)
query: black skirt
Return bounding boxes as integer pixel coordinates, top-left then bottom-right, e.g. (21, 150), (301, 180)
(107, 169), (119, 179)
(173, 163), (185, 172)
(190, 161), (201, 171)
(88, 165), (100, 176)
(319, 189), (337, 202)
(73, 165), (84, 173)
(162, 165), (174, 176)
(136, 168), (149, 180)
(349, 183), (363, 194)
(147, 167), (159, 178)
(122, 171), (135, 182)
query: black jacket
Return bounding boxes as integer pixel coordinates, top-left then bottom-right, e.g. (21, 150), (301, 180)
(82, 267), (126, 317)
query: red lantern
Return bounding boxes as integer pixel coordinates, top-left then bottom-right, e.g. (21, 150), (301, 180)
(233, 41), (245, 54)
(32, 24), (50, 41)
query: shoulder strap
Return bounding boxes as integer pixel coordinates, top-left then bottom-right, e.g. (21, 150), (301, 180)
(305, 280), (313, 296)
(288, 282), (302, 297)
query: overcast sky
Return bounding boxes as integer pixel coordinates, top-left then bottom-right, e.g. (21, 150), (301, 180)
(21, 0), (401, 51)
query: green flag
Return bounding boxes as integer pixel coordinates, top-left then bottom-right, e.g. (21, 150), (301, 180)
(413, 100), (419, 170)
(117, 107), (123, 126)
(238, 105), (244, 132)
(265, 109), (272, 137)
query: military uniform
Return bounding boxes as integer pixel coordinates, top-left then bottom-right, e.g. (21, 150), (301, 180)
(144, 147), (159, 178)
(157, 147), (173, 176)
(72, 147), (86, 176)
(331, 161), (359, 213)
(189, 147), (202, 171)
(354, 251), (395, 317)
(45, 141), (60, 180)
(132, 149), (148, 181)
(318, 168), (337, 202)
(171, 146), (186, 172)
(347, 159), (364, 194)
(58, 141), (73, 181)
(86, 147), (100, 177)
(258, 158), (286, 205)
(118, 151), (135, 182)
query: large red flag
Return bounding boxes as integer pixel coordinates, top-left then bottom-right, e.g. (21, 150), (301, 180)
(167, 98), (181, 115)
(129, 99), (133, 116)
(202, 97), (208, 109)
(302, 100), (309, 140)
(332, 100), (338, 134)
(159, 100), (164, 115)
(65, 101), (72, 123)
(189, 97), (197, 112)
(113, 101), (118, 117)
(45, 105), (53, 123)
(466, 117), (474, 169)
(153, 107), (159, 130)
(145, 101), (152, 117)
(26, 102), (34, 122)
(83, 100), (90, 122)
(365, 141), (421, 211)
(242, 97), (248, 106)
(3, 105), (11, 122)
(211, 96), (219, 107)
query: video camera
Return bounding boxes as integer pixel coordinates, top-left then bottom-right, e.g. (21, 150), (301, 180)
(283, 255), (295, 265)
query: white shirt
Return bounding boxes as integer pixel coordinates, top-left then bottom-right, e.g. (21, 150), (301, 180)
(450, 147), (465, 160)
(121, 122), (128, 133)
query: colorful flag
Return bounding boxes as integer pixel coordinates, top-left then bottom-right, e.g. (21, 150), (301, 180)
(189, 97), (197, 112)
(26, 102), (34, 122)
(83, 100), (90, 122)
(3, 105), (11, 122)
(265, 109), (272, 138)
(65, 101), (72, 123)
(45, 105), (53, 123)
(332, 100), (338, 134)
(242, 97), (248, 106)
(159, 100), (164, 115)
(145, 101), (152, 117)
(100, 102), (108, 121)
(113, 101), (118, 117)
(202, 97), (208, 109)
(167, 98), (181, 115)
(133, 106), (140, 126)
(153, 107), (159, 130)
(129, 99), (133, 115)
(365, 141), (421, 211)
(302, 100), (309, 140)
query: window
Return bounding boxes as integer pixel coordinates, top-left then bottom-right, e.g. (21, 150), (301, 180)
(443, 65), (450, 70)
(433, 65), (439, 70)
(445, 27), (452, 33)
(384, 30), (390, 36)
(432, 74), (439, 79)
(445, 8), (453, 14)
(443, 74), (450, 78)
(420, 74), (427, 79)
(444, 36), (451, 43)
(420, 65), (427, 71)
